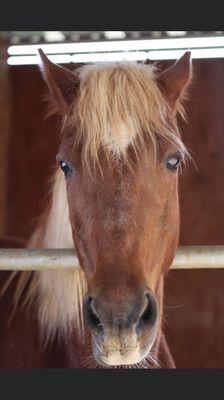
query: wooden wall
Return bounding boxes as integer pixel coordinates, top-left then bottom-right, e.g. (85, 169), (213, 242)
(3, 59), (224, 367)
(5, 65), (59, 239)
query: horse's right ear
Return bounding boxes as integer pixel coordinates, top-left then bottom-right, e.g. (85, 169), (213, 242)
(156, 51), (192, 111)
(38, 49), (79, 115)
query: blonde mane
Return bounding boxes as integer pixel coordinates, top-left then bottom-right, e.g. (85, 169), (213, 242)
(12, 60), (188, 344)
(70, 61), (187, 167)
(14, 169), (87, 343)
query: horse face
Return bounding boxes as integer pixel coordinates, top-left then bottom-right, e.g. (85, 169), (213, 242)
(39, 50), (192, 367)
(58, 137), (181, 366)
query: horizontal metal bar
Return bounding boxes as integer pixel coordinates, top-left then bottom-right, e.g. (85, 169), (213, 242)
(172, 246), (224, 269)
(0, 249), (80, 271)
(0, 246), (224, 271)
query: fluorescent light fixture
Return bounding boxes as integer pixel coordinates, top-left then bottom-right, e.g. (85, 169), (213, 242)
(7, 35), (224, 65)
(7, 48), (224, 66)
(7, 36), (224, 56)
(72, 51), (149, 63)
(43, 31), (65, 42)
(7, 54), (72, 65)
(104, 31), (126, 40)
(165, 31), (187, 37)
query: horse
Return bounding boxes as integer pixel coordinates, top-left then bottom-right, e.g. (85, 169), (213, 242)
(0, 49), (192, 368)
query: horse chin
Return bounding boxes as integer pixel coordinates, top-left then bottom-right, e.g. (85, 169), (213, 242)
(93, 346), (141, 368)
(91, 329), (158, 368)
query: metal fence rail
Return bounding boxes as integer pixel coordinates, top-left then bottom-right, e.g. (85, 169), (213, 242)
(0, 246), (224, 270)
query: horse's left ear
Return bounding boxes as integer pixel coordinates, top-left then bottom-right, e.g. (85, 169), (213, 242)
(156, 51), (192, 110)
(38, 49), (79, 115)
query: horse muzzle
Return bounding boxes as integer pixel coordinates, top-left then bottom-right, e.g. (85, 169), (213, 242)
(84, 287), (159, 367)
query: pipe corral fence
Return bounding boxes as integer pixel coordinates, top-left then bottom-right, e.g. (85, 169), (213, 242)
(0, 246), (224, 270)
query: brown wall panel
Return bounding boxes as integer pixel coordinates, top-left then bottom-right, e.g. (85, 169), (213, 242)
(164, 269), (224, 368)
(179, 60), (224, 245)
(6, 65), (60, 239)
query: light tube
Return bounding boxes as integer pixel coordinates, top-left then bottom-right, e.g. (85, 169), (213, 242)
(7, 36), (224, 56)
(7, 47), (224, 66)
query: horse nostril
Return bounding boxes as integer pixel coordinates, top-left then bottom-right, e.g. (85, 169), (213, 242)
(136, 291), (157, 335)
(84, 296), (103, 333)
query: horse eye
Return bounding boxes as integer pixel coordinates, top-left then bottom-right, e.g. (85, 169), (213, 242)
(166, 153), (182, 171)
(59, 160), (73, 176)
